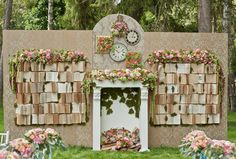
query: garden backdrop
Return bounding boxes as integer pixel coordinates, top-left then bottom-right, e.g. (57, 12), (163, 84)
(0, 0), (236, 158)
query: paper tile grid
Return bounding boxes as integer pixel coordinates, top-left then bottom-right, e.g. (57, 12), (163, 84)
(15, 62), (87, 125)
(154, 63), (221, 125)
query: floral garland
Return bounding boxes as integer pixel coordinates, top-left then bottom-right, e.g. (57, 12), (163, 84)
(125, 52), (143, 68)
(146, 49), (220, 69)
(10, 49), (86, 64)
(8, 49), (87, 92)
(146, 49), (224, 125)
(90, 68), (156, 118)
(96, 36), (114, 53)
(92, 68), (157, 89)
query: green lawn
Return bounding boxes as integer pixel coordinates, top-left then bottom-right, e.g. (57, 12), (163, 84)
(228, 112), (236, 143)
(53, 146), (188, 159)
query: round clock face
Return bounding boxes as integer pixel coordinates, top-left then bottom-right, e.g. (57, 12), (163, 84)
(125, 30), (140, 45)
(110, 43), (128, 62)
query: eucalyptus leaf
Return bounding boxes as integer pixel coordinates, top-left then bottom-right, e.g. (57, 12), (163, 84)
(120, 97), (126, 103)
(107, 109), (113, 115)
(111, 93), (118, 100)
(128, 108), (134, 114)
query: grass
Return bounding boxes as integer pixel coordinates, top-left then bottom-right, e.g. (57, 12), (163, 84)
(0, 106), (235, 158)
(228, 112), (236, 143)
(53, 146), (188, 159)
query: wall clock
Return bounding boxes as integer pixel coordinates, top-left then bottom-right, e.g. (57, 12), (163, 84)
(125, 29), (140, 45)
(110, 43), (128, 62)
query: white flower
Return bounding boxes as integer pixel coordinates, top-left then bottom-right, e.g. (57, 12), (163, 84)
(130, 73), (134, 78)
(134, 72), (141, 77)
(91, 70), (98, 76)
(109, 72), (116, 77)
(104, 69), (110, 75)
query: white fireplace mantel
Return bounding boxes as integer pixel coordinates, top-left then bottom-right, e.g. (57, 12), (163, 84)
(92, 80), (149, 152)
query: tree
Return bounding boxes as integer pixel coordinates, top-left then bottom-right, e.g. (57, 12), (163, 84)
(3, 0), (13, 29)
(223, 0), (236, 111)
(18, 0), (65, 30)
(1, 0), (13, 105)
(48, 0), (53, 30)
(198, 0), (211, 32)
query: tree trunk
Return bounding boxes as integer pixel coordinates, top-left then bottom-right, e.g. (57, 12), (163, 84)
(198, 0), (211, 32)
(223, 0), (236, 111)
(229, 74), (236, 111)
(48, 0), (53, 30)
(1, 0), (13, 105)
(3, 0), (13, 30)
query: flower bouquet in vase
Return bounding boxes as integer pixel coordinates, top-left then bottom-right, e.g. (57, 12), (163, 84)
(0, 150), (20, 159)
(9, 138), (33, 159)
(24, 128), (64, 159)
(179, 130), (210, 159)
(204, 140), (236, 159)
(111, 15), (129, 38)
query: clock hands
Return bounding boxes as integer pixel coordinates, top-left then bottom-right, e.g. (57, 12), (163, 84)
(110, 43), (127, 62)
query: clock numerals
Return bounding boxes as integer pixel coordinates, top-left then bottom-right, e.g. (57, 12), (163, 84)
(125, 29), (140, 46)
(110, 43), (128, 62)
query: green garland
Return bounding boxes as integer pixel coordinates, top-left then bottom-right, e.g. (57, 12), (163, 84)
(101, 88), (141, 118)
(91, 69), (157, 118)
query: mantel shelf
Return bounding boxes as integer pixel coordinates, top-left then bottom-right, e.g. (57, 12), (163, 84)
(94, 80), (147, 88)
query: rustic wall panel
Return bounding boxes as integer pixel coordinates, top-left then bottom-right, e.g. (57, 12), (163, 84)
(3, 30), (93, 146)
(145, 32), (228, 147)
(3, 31), (227, 147)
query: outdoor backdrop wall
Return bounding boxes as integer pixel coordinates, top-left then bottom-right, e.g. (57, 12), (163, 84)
(2, 30), (228, 147)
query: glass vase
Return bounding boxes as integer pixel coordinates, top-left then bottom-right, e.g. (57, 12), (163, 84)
(200, 153), (207, 159)
(192, 153), (207, 159)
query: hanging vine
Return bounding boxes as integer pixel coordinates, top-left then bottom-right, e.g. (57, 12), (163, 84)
(101, 88), (141, 118)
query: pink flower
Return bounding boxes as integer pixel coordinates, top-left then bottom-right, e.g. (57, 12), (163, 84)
(0, 150), (8, 159)
(46, 53), (51, 60)
(115, 141), (122, 149)
(155, 52), (160, 57)
(9, 138), (33, 158)
(196, 48), (201, 53)
(33, 136), (43, 144)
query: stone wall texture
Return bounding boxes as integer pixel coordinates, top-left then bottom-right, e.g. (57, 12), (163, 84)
(2, 30), (228, 147)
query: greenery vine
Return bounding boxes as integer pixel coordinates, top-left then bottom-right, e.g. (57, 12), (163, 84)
(101, 88), (141, 118)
